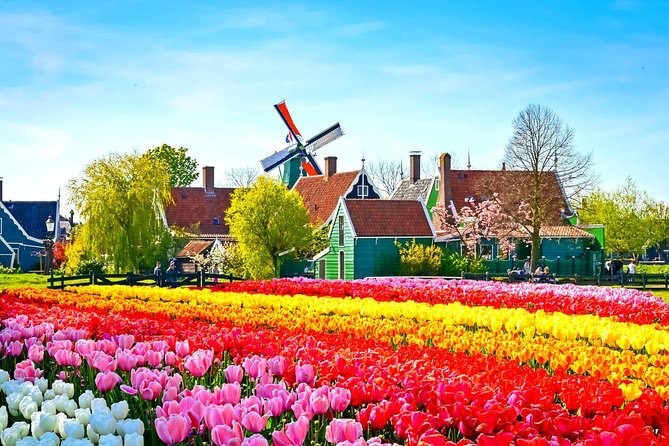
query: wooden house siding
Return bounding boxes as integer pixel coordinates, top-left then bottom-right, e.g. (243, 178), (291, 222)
(323, 206), (355, 279)
(354, 237), (434, 277)
(0, 203), (44, 271)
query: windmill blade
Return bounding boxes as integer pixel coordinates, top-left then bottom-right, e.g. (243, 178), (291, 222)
(274, 101), (303, 143)
(302, 153), (322, 176)
(304, 122), (344, 153)
(260, 146), (300, 172)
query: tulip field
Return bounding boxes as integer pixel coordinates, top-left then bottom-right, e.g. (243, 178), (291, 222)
(1, 278), (669, 445)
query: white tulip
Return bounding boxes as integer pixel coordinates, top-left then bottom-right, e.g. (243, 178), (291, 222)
(29, 421), (43, 441)
(37, 412), (55, 434)
(74, 408), (90, 426)
(63, 420), (85, 440)
(7, 392), (22, 417)
(42, 390), (55, 401)
(1, 380), (20, 397)
(85, 424), (99, 444)
(40, 401), (56, 416)
(78, 391), (94, 410)
(89, 412), (116, 436)
(54, 413), (68, 437)
(0, 370), (11, 385)
(1, 422), (30, 446)
(0, 406), (8, 430)
(16, 436), (38, 446)
(61, 438), (93, 446)
(19, 396), (38, 420)
(124, 432), (144, 446)
(53, 394), (70, 413)
(116, 419), (144, 437)
(110, 401), (128, 421)
(50, 381), (65, 396)
(98, 434), (122, 446)
(25, 388), (43, 408)
(34, 378), (48, 394)
(36, 431), (59, 446)
(63, 400), (77, 418)
(90, 399), (108, 414)
(18, 382), (33, 396)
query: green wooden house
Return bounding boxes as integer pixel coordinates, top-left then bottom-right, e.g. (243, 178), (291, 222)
(313, 198), (435, 279)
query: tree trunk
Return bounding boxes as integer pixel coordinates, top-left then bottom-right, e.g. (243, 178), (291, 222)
(530, 231), (541, 272)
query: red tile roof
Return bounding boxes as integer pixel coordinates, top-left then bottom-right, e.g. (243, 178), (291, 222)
(165, 187), (235, 236)
(447, 170), (569, 226)
(540, 225), (594, 238)
(177, 240), (213, 258)
(293, 171), (360, 225)
(344, 199), (433, 237)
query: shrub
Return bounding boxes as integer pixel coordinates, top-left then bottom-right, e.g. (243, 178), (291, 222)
(396, 240), (442, 276)
(441, 251), (488, 275)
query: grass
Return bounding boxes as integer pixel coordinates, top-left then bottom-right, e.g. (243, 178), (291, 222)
(0, 273), (49, 290)
(1, 273), (669, 302)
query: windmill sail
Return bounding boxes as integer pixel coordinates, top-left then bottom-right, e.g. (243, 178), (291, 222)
(274, 101), (303, 142)
(260, 146), (301, 172)
(304, 122), (344, 152)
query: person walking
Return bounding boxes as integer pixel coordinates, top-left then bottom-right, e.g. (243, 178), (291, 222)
(153, 261), (162, 285)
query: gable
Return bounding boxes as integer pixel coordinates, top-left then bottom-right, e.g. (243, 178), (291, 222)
(293, 171), (360, 225)
(344, 173), (380, 200)
(0, 202), (44, 244)
(344, 199), (434, 237)
(391, 178), (434, 201)
(165, 187), (235, 236)
(1, 201), (59, 240)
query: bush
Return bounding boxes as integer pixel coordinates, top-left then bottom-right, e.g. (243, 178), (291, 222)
(0, 266), (21, 274)
(441, 251), (488, 276)
(396, 240), (442, 276)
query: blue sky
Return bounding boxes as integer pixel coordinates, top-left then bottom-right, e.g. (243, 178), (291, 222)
(2, 1), (668, 210)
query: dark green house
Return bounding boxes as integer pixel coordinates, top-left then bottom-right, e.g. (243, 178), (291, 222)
(314, 198), (435, 279)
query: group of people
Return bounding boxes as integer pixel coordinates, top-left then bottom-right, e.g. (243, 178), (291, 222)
(507, 260), (555, 283)
(154, 260), (178, 284)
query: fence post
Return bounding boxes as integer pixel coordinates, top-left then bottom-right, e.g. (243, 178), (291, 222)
(89, 270), (94, 285)
(199, 270), (204, 287)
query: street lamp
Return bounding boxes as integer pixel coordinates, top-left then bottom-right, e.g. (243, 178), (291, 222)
(44, 216), (55, 275)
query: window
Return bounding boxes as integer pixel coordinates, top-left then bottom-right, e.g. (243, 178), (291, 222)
(213, 217), (221, 225)
(480, 244), (493, 260)
(357, 185), (368, 198)
(338, 251), (345, 279)
(318, 259), (325, 279)
(338, 215), (345, 246)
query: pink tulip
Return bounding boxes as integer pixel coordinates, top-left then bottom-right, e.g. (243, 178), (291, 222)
(205, 403), (239, 429)
(115, 334), (135, 349)
(242, 434), (269, 446)
(163, 385), (179, 402)
(140, 380), (163, 400)
(165, 351), (177, 366)
(14, 359), (42, 382)
(145, 349), (164, 368)
(157, 400), (181, 419)
(120, 384), (138, 395)
(295, 364), (315, 386)
(95, 371), (121, 392)
(116, 350), (139, 371)
(28, 344), (44, 362)
(74, 339), (95, 356)
(241, 411), (269, 433)
(53, 350), (82, 367)
(6, 340), (23, 357)
(272, 416), (310, 446)
(175, 340), (190, 357)
(329, 387), (352, 412)
(184, 350), (213, 377)
(243, 356), (267, 380)
(211, 420), (244, 446)
(95, 339), (117, 355)
(215, 382), (242, 405)
(310, 391), (330, 415)
(268, 355), (288, 377)
(88, 351), (117, 372)
(153, 340), (169, 352)
(225, 365), (244, 383)
(155, 414), (192, 445)
(325, 419), (363, 444)
(179, 396), (205, 427)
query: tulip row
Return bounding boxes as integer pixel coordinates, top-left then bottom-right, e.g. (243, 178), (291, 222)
(22, 285), (669, 396)
(3, 282), (669, 445)
(213, 277), (669, 325)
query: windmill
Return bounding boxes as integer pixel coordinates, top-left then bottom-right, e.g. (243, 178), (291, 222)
(260, 101), (344, 188)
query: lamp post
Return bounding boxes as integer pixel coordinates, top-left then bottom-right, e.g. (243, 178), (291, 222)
(44, 216), (55, 275)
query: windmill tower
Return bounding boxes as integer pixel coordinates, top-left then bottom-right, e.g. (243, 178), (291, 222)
(260, 101), (344, 188)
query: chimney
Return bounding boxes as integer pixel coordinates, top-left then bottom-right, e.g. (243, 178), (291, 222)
(502, 162), (506, 171)
(203, 166), (215, 195)
(437, 153), (453, 215)
(0, 177), (3, 202)
(409, 151), (421, 183)
(324, 156), (337, 178)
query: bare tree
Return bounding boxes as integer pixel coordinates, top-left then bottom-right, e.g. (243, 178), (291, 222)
(365, 158), (405, 198)
(499, 104), (598, 269)
(223, 166), (260, 188)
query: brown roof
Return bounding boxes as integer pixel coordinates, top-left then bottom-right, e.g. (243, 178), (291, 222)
(448, 170), (569, 226)
(293, 171), (360, 225)
(344, 199), (433, 237)
(391, 178), (434, 201)
(177, 240), (213, 258)
(540, 226), (594, 238)
(165, 187), (235, 236)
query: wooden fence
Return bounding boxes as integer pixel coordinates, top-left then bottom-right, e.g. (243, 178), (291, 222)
(47, 270), (245, 290)
(461, 271), (669, 289)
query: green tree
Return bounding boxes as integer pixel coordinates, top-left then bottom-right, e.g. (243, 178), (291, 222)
(145, 144), (198, 187)
(579, 177), (662, 257)
(68, 152), (174, 273)
(225, 176), (313, 279)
